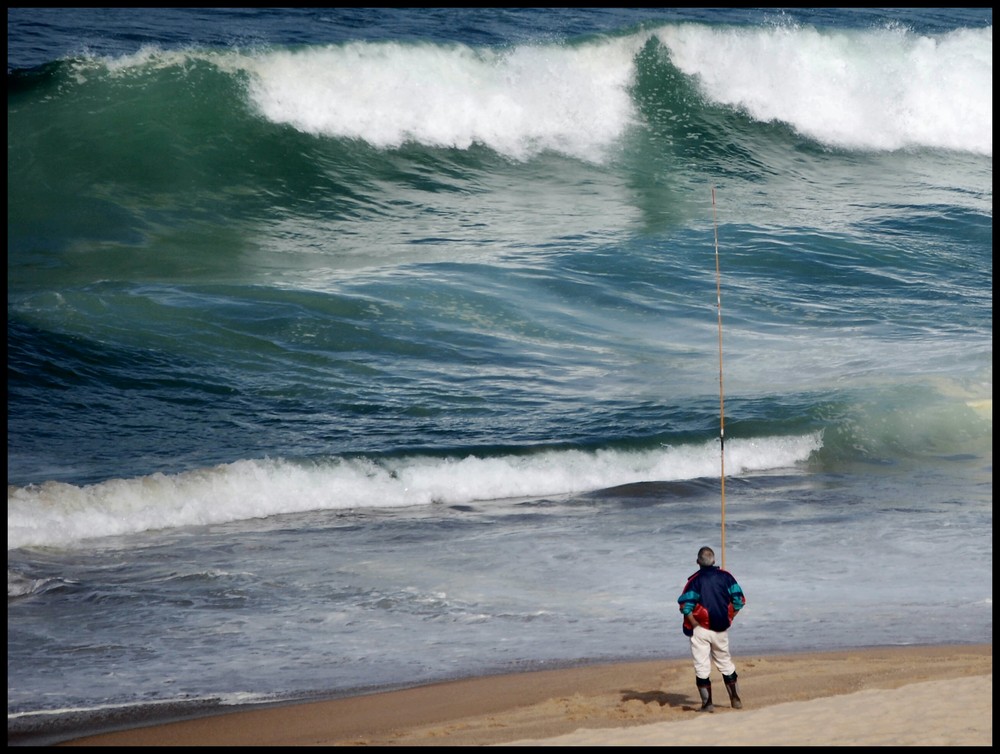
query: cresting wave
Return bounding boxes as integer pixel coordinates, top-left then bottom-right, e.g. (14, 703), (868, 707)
(653, 23), (992, 155)
(7, 433), (822, 551)
(31, 21), (992, 160)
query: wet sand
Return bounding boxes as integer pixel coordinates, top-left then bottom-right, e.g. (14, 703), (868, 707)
(57, 644), (991, 747)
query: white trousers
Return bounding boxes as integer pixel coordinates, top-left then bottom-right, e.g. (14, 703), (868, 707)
(689, 624), (736, 679)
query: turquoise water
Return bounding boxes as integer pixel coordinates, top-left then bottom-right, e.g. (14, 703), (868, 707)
(7, 8), (991, 744)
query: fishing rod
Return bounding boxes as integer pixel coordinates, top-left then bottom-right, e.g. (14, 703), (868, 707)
(712, 187), (727, 571)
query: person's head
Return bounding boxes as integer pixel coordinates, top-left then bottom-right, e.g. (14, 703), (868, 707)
(697, 547), (715, 567)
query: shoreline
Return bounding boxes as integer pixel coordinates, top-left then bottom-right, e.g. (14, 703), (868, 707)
(47, 643), (991, 747)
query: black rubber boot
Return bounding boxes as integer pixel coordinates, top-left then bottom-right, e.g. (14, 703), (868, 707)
(723, 671), (743, 709)
(696, 677), (714, 712)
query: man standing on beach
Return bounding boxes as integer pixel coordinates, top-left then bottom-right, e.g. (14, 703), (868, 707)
(677, 546), (746, 712)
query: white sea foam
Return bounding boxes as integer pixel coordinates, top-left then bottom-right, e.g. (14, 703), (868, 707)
(7, 433), (822, 551)
(240, 23), (992, 158)
(654, 23), (992, 155)
(77, 22), (992, 159)
(244, 37), (642, 162)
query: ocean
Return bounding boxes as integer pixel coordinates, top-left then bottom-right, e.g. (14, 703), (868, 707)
(7, 7), (992, 745)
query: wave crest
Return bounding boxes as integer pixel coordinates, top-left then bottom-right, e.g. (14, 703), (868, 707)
(244, 37), (643, 162)
(654, 23), (992, 155)
(7, 433), (822, 550)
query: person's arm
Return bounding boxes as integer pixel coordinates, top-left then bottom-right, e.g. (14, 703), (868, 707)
(678, 577), (702, 630)
(730, 580), (746, 613)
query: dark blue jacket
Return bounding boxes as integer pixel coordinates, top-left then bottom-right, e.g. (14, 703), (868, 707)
(677, 565), (746, 636)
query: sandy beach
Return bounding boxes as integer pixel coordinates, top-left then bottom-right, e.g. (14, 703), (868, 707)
(57, 644), (990, 747)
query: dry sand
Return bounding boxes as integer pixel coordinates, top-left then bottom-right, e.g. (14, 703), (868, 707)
(58, 644), (990, 747)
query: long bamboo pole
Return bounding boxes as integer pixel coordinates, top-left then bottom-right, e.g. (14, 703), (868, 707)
(712, 187), (727, 571)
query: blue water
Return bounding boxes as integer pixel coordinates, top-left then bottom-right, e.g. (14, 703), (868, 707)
(7, 7), (992, 745)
